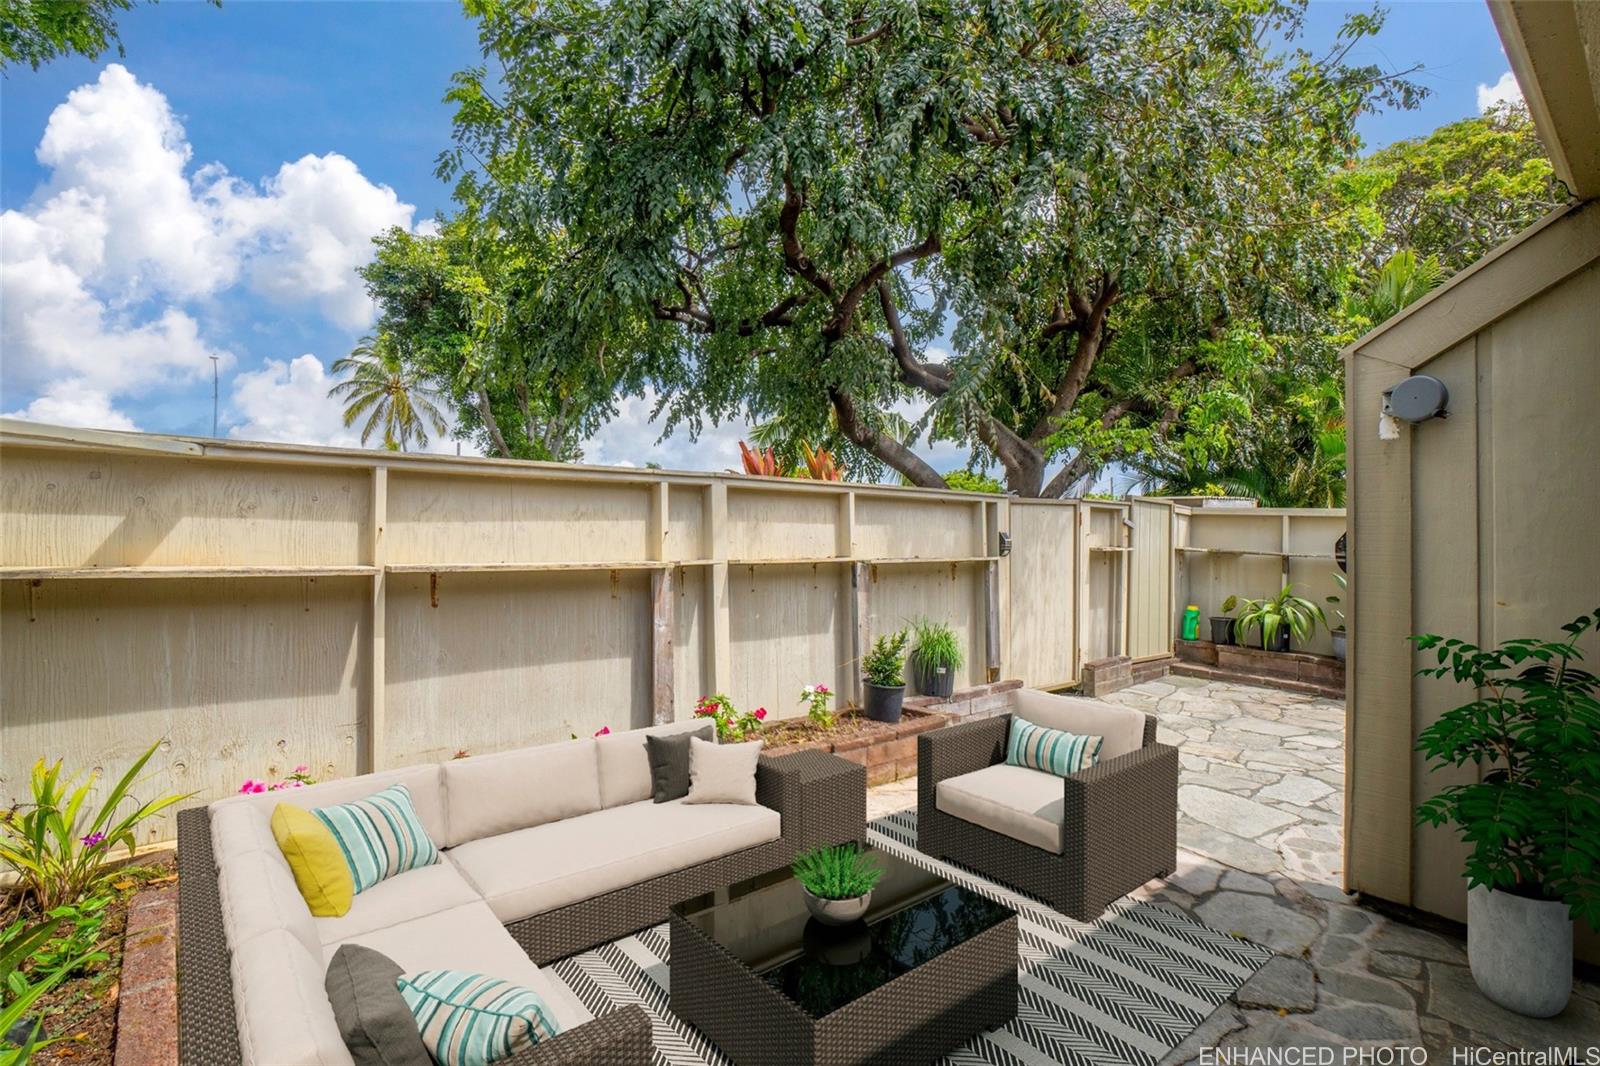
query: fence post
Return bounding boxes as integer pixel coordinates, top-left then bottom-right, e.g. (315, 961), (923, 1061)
(366, 465), (387, 774)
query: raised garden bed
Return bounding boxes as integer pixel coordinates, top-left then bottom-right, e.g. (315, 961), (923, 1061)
(763, 708), (951, 786)
(1175, 639), (1343, 697)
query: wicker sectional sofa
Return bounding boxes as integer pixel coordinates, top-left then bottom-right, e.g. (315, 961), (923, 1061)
(177, 720), (865, 1065)
(917, 688), (1178, 921)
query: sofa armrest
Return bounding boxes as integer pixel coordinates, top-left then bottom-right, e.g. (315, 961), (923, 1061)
(918, 714), (1009, 790)
(757, 750), (866, 850)
(1061, 741), (1180, 844)
(510, 1005), (652, 1065)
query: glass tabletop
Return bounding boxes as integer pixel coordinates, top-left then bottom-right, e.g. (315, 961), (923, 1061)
(671, 846), (1014, 1018)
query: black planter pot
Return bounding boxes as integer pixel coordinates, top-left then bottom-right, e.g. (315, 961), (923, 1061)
(863, 683), (905, 723)
(1209, 616), (1236, 645)
(911, 657), (955, 699)
(1261, 627), (1291, 653)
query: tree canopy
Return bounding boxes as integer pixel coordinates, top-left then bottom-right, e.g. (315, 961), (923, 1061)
(420, 0), (1418, 496)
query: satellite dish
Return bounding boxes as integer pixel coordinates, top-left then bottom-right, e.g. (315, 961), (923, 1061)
(1382, 375), (1449, 423)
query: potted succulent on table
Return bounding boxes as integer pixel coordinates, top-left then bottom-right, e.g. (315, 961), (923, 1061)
(1412, 608), (1600, 1018)
(792, 843), (884, 926)
(1327, 572), (1347, 661)
(1235, 584), (1325, 653)
(861, 629), (910, 723)
(908, 617), (963, 699)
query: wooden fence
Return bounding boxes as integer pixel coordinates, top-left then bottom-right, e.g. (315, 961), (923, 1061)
(0, 421), (1343, 843)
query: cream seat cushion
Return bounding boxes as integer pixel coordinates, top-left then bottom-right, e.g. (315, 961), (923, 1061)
(323, 900), (591, 1033)
(442, 740), (602, 847)
(210, 764), (449, 851)
(313, 861), (481, 946)
(1013, 688), (1146, 760)
(232, 927), (354, 1066)
(445, 799), (781, 924)
(217, 846), (322, 960)
(936, 763), (1066, 854)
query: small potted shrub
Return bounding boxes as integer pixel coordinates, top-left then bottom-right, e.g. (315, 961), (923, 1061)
(1213, 597), (1240, 645)
(1235, 584), (1325, 653)
(1327, 572), (1347, 661)
(1412, 609), (1600, 1018)
(861, 629), (910, 723)
(792, 842), (884, 926)
(908, 618), (963, 699)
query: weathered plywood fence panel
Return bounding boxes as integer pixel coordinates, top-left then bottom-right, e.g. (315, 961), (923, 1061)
(0, 424), (1346, 844)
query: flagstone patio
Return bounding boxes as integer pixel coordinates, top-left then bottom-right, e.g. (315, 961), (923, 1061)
(866, 677), (1600, 1058)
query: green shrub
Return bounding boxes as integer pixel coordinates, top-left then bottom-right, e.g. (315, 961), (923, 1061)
(0, 915), (93, 1063)
(909, 618), (964, 673)
(862, 629), (910, 688)
(792, 843), (884, 900)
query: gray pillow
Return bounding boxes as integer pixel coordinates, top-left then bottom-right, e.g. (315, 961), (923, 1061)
(325, 943), (432, 1066)
(646, 724), (715, 802)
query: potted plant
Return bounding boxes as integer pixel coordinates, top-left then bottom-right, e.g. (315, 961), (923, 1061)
(792, 843), (884, 926)
(1327, 572), (1347, 661)
(861, 629), (910, 723)
(1235, 584), (1325, 653)
(1412, 609), (1600, 1018)
(908, 618), (963, 699)
(1213, 597), (1240, 645)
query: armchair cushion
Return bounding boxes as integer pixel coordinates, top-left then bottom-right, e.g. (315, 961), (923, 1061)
(935, 764), (1065, 854)
(1005, 715), (1102, 777)
(1013, 689), (1146, 759)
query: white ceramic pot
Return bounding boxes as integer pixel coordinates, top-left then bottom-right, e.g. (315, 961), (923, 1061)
(1468, 884), (1572, 1017)
(802, 888), (872, 926)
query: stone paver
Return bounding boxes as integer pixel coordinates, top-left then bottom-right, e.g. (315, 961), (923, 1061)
(864, 679), (1600, 1059)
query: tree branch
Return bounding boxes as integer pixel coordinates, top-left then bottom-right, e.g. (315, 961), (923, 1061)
(877, 280), (950, 396)
(780, 179), (836, 300)
(1025, 278), (1120, 445)
(828, 385), (946, 489)
(474, 386), (512, 458)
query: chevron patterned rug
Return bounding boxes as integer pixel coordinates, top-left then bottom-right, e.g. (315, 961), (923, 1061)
(547, 809), (1273, 1066)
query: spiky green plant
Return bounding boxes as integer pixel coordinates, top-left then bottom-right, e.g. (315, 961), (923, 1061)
(862, 629), (910, 688)
(1234, 585), (1326, 650)
(792, 844), (884, 901)
(909, 618), (964, 673)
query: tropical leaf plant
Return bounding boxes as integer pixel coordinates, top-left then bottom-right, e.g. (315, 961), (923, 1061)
(0, 742), (191, 913)
(1412, 609), (1600, 927)
(737, 441), (780, 477)
(792, 843), (884, 901)
(0, 915), (89, 1064)
(1233, 585), (1326, 650)
(799, 441), (845, 481)
(328, 335), (451, 452)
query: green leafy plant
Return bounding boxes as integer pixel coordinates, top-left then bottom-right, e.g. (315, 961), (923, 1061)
(20, 897), (110, 977)
(0, 741), (191, 913)
(0, 915), (92, 1064)
(1327, 571), (1347, 632)
(798, 684), (835, 730)
(909, 618), (964, 674)
(792, 844), (884, 901)
(693, 695), (766, 742)
(1412, 609), (1600, 926)
(862, 630), (910, 688)
(1233, 585), (1326, 650)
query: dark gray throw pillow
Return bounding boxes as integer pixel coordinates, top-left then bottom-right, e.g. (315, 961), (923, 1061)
(646, 725), (716, 802)
(325, 943), (432, 1066)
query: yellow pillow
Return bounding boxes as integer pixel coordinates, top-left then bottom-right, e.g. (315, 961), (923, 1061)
(271, 803), (353, 917)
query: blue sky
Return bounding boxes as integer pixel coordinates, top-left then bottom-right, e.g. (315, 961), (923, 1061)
(0, 1), (1522, 473)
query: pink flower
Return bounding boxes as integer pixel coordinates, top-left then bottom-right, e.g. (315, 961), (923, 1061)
(694, 706), (713, 717)
(593, 726), (612, 736)
(80, 831), (106, 849)
(238, 778), (267, 794)
(286, 779), (305, 788)
(293, 764), (309, 775)
(269, 781), (288, 791)
(754, 707), (768, 720)
(816, 685), (830, 695)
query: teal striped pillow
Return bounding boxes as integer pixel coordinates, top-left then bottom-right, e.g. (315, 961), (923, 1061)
(314, 783), (438, 893)
(397, 970), (560, 1066)
(1005, 714), (1103, 777)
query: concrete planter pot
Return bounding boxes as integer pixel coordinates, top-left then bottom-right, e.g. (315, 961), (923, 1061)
(1330, 629), (1346, 661)
(802, 887), (872, 926)
(1468, 884), (1572, 1017)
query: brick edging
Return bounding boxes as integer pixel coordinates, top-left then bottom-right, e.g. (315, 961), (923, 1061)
(114, 885), (179, 1066)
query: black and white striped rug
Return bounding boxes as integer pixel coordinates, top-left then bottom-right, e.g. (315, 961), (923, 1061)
(548, 809), (1272, 1066)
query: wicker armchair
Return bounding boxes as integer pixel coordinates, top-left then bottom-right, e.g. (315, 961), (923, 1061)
(917, 693), (1178, 922)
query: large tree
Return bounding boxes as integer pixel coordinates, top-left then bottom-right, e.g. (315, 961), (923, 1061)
(440, 0), (1414, 496)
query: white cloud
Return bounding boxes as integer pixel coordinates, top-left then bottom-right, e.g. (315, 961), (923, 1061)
(2, 65), (414, 434)
(1477, 70), (1524, 113)
(584, 389), (753, 472)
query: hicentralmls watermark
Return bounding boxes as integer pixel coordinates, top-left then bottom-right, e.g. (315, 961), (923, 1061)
(1199, 1048), (1600, 1066)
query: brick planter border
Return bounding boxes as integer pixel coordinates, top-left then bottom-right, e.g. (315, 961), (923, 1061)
(114, 885), (179, 1066)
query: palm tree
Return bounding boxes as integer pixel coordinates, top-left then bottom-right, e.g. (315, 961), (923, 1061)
(328, 336), (450, 451)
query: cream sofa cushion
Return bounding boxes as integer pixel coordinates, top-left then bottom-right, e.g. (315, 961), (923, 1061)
(211, 765), (449, 850)
(210, 800), (282, 868)
(442, 740), (602, 847)
(936, 763), (1066, 854)
(217, 846), (321, 960)
(323, 901), (591, 1033)
(445, 799), (780, 925)
(684, 737), (761, 805)
(313, 861), (481, 946)
(1013, 688), (1146, 760)
(232, 927), (354, 1066)
(595, 719), (713, 808)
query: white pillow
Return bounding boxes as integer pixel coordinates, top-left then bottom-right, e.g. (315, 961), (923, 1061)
(683, 737), (762, 805)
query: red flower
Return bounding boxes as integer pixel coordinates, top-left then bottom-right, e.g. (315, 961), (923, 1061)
(754, 707), (768, 720)
(593, 726), (612, 736)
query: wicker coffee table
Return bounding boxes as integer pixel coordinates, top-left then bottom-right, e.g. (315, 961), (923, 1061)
(668, 846), (1017, 1066)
